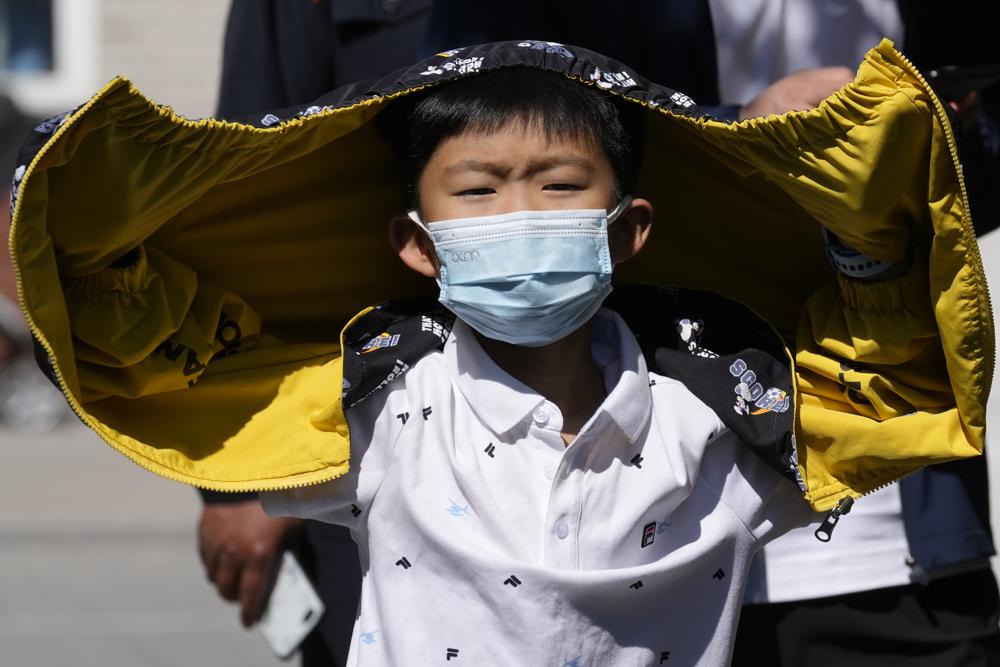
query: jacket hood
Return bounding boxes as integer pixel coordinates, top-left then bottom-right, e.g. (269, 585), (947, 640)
(7, 39), (992, 511)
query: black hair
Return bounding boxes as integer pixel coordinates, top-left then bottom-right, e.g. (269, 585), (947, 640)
(380, 66), (643, 208)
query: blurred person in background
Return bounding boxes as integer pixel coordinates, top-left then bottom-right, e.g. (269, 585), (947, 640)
(425, 2), (1000, 665)
(1, 96), (34, 351)
(0, 94), (67, 432)
(196, 2), (430, 666)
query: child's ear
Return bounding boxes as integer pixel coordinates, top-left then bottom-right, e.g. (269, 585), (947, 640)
(609, 197), (653, 265)
(388, 214), (439, 278)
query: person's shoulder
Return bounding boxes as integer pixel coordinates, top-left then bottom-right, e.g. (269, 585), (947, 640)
(345, 347), (450, 419)
(647, 371), (722, 417)
(647, 370), (727, 439)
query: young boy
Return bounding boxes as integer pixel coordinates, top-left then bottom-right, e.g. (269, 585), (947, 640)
(262, 67), (810, 666)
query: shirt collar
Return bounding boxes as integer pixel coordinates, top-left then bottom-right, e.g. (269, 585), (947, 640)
(443, 319), (547, 436)
(442, 309), (652, 443)
(590, 308), (653, 444)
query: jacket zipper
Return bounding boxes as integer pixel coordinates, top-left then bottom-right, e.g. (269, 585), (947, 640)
(892, 48), (995, 382)
(812, 461), (929, 542)
(814, 496), (854, 542)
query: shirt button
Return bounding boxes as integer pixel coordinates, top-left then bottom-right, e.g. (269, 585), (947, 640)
(554, 518), (569, 539)
(543, 463), (556, 480)
(532, 406), (549, 426)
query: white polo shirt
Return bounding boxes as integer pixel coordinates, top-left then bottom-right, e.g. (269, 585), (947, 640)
(263, 310), (807, 666)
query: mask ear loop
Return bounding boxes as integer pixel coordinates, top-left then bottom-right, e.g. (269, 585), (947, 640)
(406, 210), (443, 287)
(607, 195), (633, 225)
(407, 210), (433, 236)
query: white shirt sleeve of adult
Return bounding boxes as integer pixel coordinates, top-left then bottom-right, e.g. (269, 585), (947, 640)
(260, 378), (409, 528)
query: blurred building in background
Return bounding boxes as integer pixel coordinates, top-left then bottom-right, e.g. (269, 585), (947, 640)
(1, 0), (228, 120)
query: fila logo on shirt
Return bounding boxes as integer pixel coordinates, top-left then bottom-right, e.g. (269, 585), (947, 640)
(641, 521), (657, 548)
(446, 648), (460, 660)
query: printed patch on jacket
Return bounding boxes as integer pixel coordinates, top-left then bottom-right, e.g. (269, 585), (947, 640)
(517, 41), (573, 58)
(670, 92), (696, 108)
(589, 67), (637, 90)
(420, 56), (484, 77)
(729, 358), (789, 416)
(9, 164), (25, 216)
(421, 316), (450, 343)
(360, 332), (401, 354)
(34, 111), (71, 134)
(676, 318), (719, 359)
(342, 301), (455, 409)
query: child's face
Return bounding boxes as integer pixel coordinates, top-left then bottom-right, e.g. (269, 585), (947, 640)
(416, 124), (618, 222)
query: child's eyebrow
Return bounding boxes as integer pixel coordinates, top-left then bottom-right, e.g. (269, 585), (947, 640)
(443, 155), (594, 178)
(443, 160), (509, 178)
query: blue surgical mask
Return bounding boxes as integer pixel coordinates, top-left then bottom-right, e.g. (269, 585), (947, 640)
(408, 197), (632, 347)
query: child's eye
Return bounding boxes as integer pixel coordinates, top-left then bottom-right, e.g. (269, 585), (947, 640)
(457, 188), (496, 197)
(543, 183), (583, 191)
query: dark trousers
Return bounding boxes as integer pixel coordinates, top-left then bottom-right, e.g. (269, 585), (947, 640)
(298, 522), (363, 667)
(732, 569), (1000, 666)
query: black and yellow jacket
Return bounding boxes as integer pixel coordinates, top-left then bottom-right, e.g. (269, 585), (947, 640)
(7, 39), (992, 515)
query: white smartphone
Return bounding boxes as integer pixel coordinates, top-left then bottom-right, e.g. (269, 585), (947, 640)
(258, 551), (326, 660)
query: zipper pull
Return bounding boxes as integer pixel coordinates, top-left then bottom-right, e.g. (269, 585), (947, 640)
(814, 496), (854, 542)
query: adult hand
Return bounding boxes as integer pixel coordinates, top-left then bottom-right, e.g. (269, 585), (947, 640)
(197, 501), (304, 627)
(739, 67), (855, 120)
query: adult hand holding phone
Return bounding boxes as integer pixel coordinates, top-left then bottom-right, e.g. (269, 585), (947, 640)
(198, 500), (304, 627)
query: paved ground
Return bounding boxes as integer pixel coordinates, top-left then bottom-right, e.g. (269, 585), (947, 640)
(0, 422), (285, 667)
